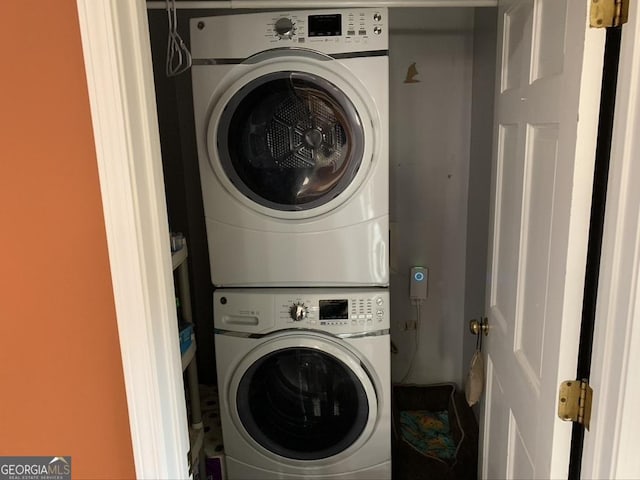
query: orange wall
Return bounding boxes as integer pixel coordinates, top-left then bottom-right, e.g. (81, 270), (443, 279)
(0, 2), (136, 478)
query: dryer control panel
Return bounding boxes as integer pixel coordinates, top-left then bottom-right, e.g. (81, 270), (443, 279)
(190, 8), (388, 60)
(214, 288), (389, 335)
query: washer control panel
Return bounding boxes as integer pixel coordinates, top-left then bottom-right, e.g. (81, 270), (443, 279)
(214, 288), (389, 334)
(190, 8), (388, 60)
(280, 295), (385, 327)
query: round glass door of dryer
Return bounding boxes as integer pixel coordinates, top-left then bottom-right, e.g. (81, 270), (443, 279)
(216, 71), (365, 211)
(235, 346), (373, 460)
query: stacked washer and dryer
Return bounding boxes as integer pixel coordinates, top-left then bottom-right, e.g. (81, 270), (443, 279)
(190, 9), (390, 479)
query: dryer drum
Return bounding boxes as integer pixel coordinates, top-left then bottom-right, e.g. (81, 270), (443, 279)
(218, 72), (366, 211)
(265, 86), (347, 170)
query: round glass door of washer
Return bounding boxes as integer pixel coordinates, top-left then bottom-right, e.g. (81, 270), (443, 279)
(233, 343), (377, 461)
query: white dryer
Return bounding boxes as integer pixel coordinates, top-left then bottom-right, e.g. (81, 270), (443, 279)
(190, 9), (389, 287)
(213, 288), (391, 479)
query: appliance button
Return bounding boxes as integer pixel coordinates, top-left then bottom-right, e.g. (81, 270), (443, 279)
(376, 297), (384, 306)
(289, 302), (308, 321)
(376, 309), (384, 317)
(374, 26), (382, 35)
(274, 17), (295, 38)
(373, 12), (382, 22)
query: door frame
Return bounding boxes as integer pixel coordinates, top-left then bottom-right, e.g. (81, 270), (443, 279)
(581, 2), (640, 477)
(75, 0), (640, 478)
(76, 1), (190, 478)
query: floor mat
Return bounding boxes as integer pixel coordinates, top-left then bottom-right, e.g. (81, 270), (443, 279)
(399, 410), (457, 461)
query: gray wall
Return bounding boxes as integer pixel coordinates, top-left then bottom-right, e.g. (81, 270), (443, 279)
(462, 7), (498, 388)
(388, 8), (496, 387)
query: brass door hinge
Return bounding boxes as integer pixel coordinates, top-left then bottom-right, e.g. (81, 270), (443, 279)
(590, 0), (630, 28)
(558, 380), (593, 430)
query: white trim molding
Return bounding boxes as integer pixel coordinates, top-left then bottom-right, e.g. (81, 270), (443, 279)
(146, 0), (497, 9)
(583, 4), (640, 479)
(76, 1), (190, 478)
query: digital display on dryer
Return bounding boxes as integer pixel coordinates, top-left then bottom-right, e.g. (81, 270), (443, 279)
(308, 14), (342, 37)
(319, 299), (348, 319)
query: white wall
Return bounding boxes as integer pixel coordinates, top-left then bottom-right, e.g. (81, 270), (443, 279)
(389, 8), (475, 386)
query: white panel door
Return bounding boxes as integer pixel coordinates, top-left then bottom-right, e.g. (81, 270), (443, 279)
(480, 0), (605, 478)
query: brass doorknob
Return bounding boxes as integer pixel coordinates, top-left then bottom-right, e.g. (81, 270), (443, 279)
(469, 318), (489, 336)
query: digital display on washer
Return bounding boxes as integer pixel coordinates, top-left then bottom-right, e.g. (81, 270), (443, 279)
(319, 299), (348, 319)
(308, 14), (342, 37)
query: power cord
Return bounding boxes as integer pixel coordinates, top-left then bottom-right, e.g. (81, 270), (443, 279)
(400, 301), (422, 383)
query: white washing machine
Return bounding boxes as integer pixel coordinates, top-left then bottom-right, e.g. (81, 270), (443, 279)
(190, 9), (389, 287)
(213, 288), (391, 479)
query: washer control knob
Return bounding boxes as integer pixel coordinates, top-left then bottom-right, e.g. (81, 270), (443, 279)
(289, 302), (308, 322)
(274, 17), (295, 38)
(373, 12), (382, 22)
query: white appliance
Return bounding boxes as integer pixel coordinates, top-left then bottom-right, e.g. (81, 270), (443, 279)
(213, 288), (391, 479)
(190, 9), (389, 287)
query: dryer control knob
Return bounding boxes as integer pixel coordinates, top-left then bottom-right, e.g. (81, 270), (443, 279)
(274, 17), (295, 38)
(289, 302), (308, 322)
